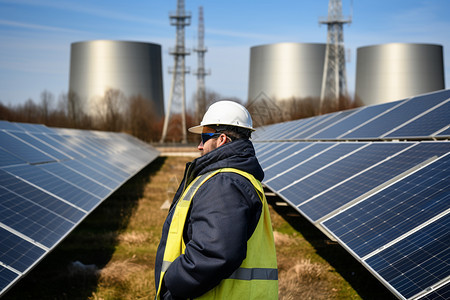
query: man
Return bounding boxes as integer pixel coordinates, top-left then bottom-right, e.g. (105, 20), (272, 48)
(155, 100), (278, 299)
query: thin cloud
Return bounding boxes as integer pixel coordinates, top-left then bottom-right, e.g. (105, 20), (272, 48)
(0, 0), (167, 27)
(206, 27), (294, 42)
(0, 19), (85, 34)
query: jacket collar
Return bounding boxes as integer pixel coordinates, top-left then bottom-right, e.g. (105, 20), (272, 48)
(186, 139), (264, 185)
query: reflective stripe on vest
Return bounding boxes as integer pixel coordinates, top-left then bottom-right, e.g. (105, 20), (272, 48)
(156, 168), (278, 300)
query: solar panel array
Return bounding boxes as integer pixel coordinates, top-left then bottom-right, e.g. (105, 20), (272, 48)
(253, 89), (450, 300)
(0, 121), (159, 296)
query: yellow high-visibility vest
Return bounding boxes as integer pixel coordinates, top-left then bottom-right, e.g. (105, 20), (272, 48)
(156, 168), (278, 299)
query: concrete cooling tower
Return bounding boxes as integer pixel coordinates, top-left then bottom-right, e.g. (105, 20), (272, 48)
(69, 40), (164, 118)
(355, 43), (445, 106)
(248, 43), (326, 102)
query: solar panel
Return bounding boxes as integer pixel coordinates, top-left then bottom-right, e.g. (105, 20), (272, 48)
(309, 100), (403, 140)
(365, 213), (449, 300)
(253, 89), (450, 299)
(0, 131), (56, 164)
(435, 126), (450, 138)
(296, 109), (357, 140)
(283, 113), (336, 140)
(341, 90), (450, 140)
(260, 142), (314, 171)
(322, 152), (449, 257)
(420, 282), (450, 300)
(255, 142), (289, 162)
(285, 142), (412, 222)
(383, 99), (450, 139)
(263, 142), (336, 190)
(267, 143), (363, 193)
(0, 121), (159, 296)
(300, 142), (450, 223)
(0, 148), (26, 167)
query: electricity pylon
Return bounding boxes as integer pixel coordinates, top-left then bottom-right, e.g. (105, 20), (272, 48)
(319, 0), (351, 112)
(160, 0), (191, 144)
(193, 6), (210, 124)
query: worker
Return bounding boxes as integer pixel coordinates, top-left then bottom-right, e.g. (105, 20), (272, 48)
(154, 100), (278, 299)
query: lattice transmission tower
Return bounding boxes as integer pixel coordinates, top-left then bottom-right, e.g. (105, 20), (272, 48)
(319, 0), (352, 111)
(193, 6), (210, 124)
(160, 0), (191, 144)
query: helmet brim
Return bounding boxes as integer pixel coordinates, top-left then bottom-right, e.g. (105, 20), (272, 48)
(188, 123), (255, 134)
(188, 125), (204, 134)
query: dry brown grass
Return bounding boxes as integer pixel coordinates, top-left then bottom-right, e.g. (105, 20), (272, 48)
(89, 156), (193, 299)
(273, 230), (337, 299)
(278, 258), (332, 300)
(7, 155), (393, 300)
(88, 155), (363, 299)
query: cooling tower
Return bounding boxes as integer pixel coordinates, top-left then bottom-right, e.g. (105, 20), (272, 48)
(248, 43), (326, 102)
(69, 40), (164, 118)
(355, 43), (445, 105)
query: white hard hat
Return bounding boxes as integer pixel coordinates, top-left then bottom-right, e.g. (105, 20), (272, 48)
(188, 100), (254, 134)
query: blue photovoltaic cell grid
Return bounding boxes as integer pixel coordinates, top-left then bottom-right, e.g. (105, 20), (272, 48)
(294, 142), (411, 221)
(259, 142), (312, 171)
(38, 163), (112, 199)
(287, 113), (337, 140)
(62, 159), (120, 189)
(435, 126), (450, 137)
(0, 148), (26, 167)
(322, 154), (450, 258)
(8, 131), (72, 161)
(29, 133), (82, 159)
(274, 115), (329, 141)
(14, 122), (55, 134)
(0, 186), (75, 248)
(342, 90), (450, 139)
(0, 121), (159, 297)
(3, 164), (100, 212)
(0, 266), (18, 293)
(252, 89), (450, 299)
(0, 227), (46, 273)
(365, 214), (450, 300)
(0, 169), (85, 223)
(255, 142), (286, 161)
(271, 118), (315, 141)
(263, 142), (337, 190)
(0, 131), (55, 164)
(77, 156), (128, 183)
(254, 120), (303, 141)
(46, 134), (95, 157)
(300, 142), (450, 222)
(385, 100), (450, 139)
(297, 109), (357, 139)
(420, 282), (450, 300)
(272, 143), (365, 198)
(0, 121), (24, 131)
(310, 101), (402, 140)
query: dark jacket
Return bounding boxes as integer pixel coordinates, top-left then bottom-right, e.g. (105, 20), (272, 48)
(155, 139), (265, 299)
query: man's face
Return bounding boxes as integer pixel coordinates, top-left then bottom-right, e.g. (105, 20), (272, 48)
(198, 127), (220, 156)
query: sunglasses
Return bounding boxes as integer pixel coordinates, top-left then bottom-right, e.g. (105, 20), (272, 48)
(201, 132), (221, 144)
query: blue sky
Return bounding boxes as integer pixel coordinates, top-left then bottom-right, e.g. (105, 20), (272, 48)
(0, 0), (449, 109)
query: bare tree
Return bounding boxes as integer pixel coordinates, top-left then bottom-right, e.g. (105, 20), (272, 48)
(126, 95), (161, 142)
(96, 88), (125, 132)
(0, 101), (13, 121)
(21, 98), (41, 123)
(66, 90), (86, 128)
(40, 90), (54, 124)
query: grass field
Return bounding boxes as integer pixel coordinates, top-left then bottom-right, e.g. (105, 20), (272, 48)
(3, 156), (397, 299)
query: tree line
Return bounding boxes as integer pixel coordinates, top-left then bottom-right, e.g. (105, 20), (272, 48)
(0, 89), (162, 143)
(0, 88), (360, 143)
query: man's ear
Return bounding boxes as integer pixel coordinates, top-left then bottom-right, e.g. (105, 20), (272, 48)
(217, 133), (229, 147)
